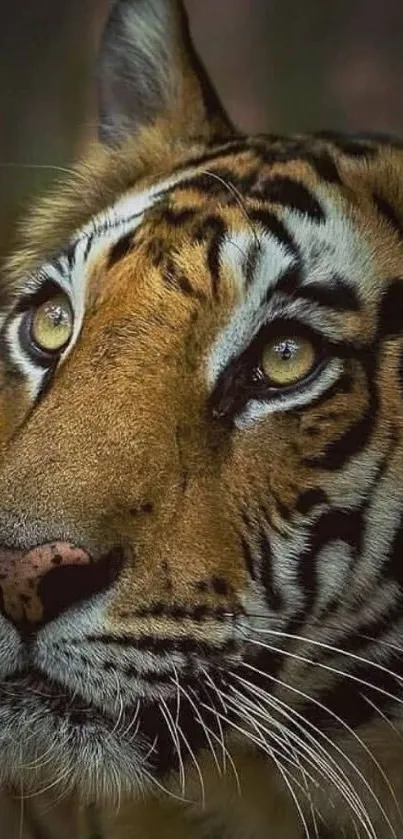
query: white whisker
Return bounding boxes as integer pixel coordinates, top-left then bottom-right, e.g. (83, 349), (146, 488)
(177, 681), (222, 779)
(159, 696), (187, 799)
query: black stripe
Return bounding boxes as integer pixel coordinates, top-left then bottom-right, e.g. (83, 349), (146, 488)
(173, 139), (253, 173)
(295, 277), (360, 312)
(274, 268), (360, 313)
(194, 215), (226, 296)
(300, 369), (355, 415)
(244, 240), (262, 287)
(324, 137), (377, 158)
(295, 500), (370, 625)
(108, 231), (135, 267)
(327, 596), (403, 659)
(174, 137), (344, 189)
(116, 665), (178, 684)
(58, 240), (76, 271)
(305, 151), (342, 184)
(383, 516), (403, 588)
(296, 488), (328, 515)
(240, 532), (256, 580)
(175, 172), (236, 200)
(257, 526), (284, 611)
(303, 360), (376, 470)
(83, 232), (95, 261)
(378, 279), (403, 339)
(303, 400), (374, 470)
(273, 264), (301, 297)
(373, 194), (403, 239)
(207, 232), (224, 296)
(84, 633), (237, 657)
(248, 209), (300, 261)
(251, 175), (325, 222)
(159, 206), (197, 227)
(162, 257), (205, 300)
(301, 655), (401, 731)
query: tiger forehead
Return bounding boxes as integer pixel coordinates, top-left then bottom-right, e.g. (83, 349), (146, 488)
(7, 132), (403, 295)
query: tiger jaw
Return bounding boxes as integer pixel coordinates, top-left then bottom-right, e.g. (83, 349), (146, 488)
(0, 670), (148, 802)
(0, 595), (248, 802)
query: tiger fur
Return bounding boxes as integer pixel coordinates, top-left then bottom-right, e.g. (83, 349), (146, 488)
(1, 1), (403, 837)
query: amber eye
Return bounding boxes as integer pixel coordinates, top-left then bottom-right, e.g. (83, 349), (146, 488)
(261, 334), (317, 387)
(30, 293), (74, 354)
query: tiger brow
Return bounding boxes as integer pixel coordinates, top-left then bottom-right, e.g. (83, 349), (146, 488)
(270, 266), (361, 312)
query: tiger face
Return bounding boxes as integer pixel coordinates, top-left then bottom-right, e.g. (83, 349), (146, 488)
(1, 0), (403, 835)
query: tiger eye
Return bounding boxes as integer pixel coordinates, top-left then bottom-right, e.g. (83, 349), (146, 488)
(261, 335), (316, 387)
(31, 294), (74, 354)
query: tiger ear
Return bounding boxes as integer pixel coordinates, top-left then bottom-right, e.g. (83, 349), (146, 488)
(97, 0), (235, 146)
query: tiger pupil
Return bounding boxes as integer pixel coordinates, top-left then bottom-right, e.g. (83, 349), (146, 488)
(276, 339), (296, 361)
(46, 302), (67, 327)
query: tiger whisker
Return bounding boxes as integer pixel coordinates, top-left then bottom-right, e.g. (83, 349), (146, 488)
(268, 738), (313, 839)
(17, 739), (59, 772)
(200, 691), (316, 839)
(19, 758), (74, 801)
(228, 677), (374, 834)
(236, 610), (403, 662)
(240, 631), (403, 710)
(197, 678), (243, 793)
(119, 699), (141, 742)
(224, 689), (319, 791)
(143, 734), (159, 765)
(227, 675), (375, 838)
(242, 633), (402, 831)
(177, 681), (222, 779)
(200, 169), (262, 251)
(141, 765), (193, 806)
(109, 672), (124, 739)
(198, 670), (228, 774)
(189, 686), (241, 790)
(225, 685), (324, 791)
(159, 695), (187, 799)
(240, 621), (403, 691)
(174, 705), (206, 807)
(172, 665), (182, 729)
(361, 694), (403, 827)
(239, 659), (393, 837)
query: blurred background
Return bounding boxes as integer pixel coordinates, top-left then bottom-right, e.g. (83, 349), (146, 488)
(1, 0), (403, 259)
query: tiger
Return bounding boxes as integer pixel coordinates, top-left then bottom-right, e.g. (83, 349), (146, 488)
(1, 0), (403, 837)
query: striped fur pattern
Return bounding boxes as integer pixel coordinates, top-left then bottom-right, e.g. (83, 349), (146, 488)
(1, 1), (403, 837)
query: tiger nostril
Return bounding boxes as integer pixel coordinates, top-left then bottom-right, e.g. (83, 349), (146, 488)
(0, 541), (124, 632)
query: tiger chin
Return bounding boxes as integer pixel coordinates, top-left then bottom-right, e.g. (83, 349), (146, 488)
(1, 1), (403, 837)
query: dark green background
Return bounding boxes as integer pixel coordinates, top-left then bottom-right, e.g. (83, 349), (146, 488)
(1, 0), (402, 258)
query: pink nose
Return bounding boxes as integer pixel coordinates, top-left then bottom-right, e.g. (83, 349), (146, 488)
(0, 542), (92, 626)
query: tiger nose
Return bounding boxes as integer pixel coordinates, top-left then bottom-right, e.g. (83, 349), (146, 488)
(0, 541), (122, 632)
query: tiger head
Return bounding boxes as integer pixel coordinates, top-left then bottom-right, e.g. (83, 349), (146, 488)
(1, 0), (403, 831)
